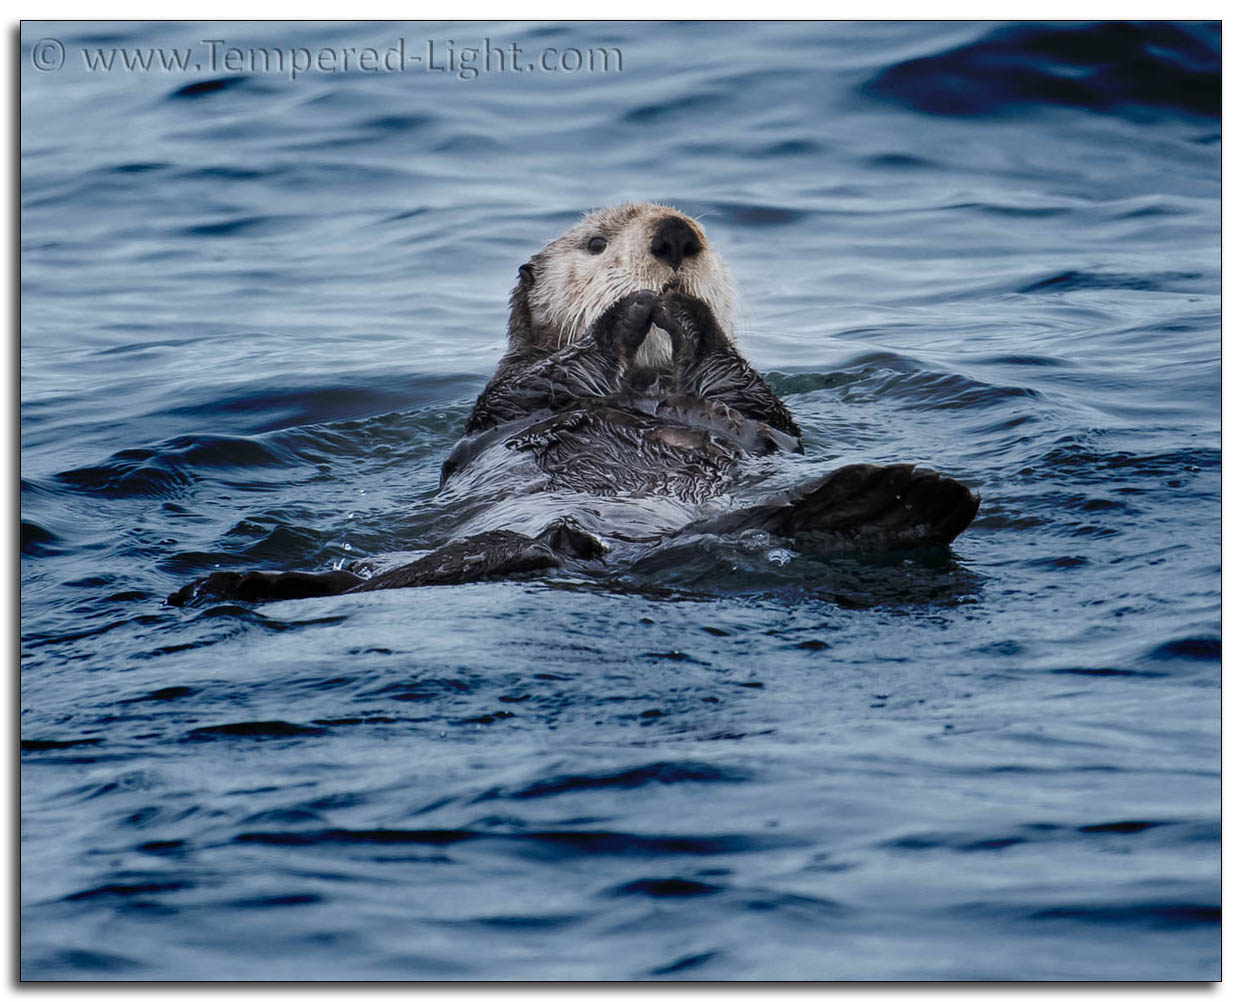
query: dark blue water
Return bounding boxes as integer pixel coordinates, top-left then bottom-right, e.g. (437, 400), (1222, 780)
(21, 21), (1220, 981)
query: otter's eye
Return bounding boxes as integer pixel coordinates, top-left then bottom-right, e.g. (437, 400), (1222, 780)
(586, 237), (607, 255)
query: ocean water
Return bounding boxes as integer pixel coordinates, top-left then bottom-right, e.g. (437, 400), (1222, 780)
(20, 21), (1220, 981)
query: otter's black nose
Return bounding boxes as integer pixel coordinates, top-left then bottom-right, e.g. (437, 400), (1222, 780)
(650, 216), (702, 271)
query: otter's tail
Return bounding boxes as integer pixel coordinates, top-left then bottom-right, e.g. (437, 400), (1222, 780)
(166, 520), (608, 606)
(683, 463), (980, 550)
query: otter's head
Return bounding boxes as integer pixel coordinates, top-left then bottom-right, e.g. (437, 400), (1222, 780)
(509, 203), (739, 368)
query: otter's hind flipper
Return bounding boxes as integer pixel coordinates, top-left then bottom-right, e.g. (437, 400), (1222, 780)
(165, 541), (550, 606)
(167, 568), (364, 607)
(167, 522), (606, 605)
(347, 530), (560, 592)
(682, 463), (980, 550)
(348, 520), (605, 592)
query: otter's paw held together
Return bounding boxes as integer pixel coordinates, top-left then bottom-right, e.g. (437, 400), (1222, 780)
(653, 290), (725, 365)
(588, 289), (658, 358)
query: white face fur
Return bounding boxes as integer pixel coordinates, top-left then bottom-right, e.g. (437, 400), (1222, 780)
(523, 203), (740, 369)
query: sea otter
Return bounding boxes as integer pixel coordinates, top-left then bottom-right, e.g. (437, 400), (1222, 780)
(169, 203), (979, 606)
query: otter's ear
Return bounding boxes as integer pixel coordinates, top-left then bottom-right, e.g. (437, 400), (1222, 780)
(508, 260), (537, 347)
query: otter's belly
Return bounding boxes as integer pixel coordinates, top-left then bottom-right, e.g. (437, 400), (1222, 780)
(456, 489), (709, 543)
(438, 399), (761, 541)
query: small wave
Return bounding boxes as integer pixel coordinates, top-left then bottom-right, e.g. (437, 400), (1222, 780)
(310, 716), (399, 727)
(945, 201), (1071, 220)
(977, 354), (1073, 369)
(864, 152), (937, 170)
(1147, 636), (1221, 662)
(696, 201), (803, 227)
(66, 879), (192, 902)
(863, 21), (1220, 119)
(611, 877), (724, 898)
(1049, 667), (1167, 679)
(476, 761), (748, 801)
(53, 431), (322, 502)
(642, 651), (710, 665)
(229, 893), (322, 909)
(366, 677), (473, 703)
(359, 113), (437, 134)
(868, 368), (1040, 412)
(128, 640), (218, 661)
(1018, 269), (1205, 294)
(21, 737), (104, 752)
(235, 826), (793, 858)
(105, 161), (169, 175)
(121, 686), (199, 702)
(947, 897), (1220, 932)
(775, 350), (1040, 413)
(177, 165), (271, 182)
(136, 840), (186, 855)
(55, 449), (195, 500)
(884, 832), (1027, 853)
(883, 817), (1210, 857)
(622, 91), (728, 124)
(648, 951), (717, 977)
(168, 76), (252, 100)
(1032, 443), (1219, 484)
(180, 215), (296, 238)
(20, 520), (62, 557)
(156, 373), (477, 436)
(459, 711), (516, 726)
(1078, 820), (1166, 834)
(432, 134), (504, 154)
(23, 949), (143, 977)
(451, 913), (584, 932)
(764, 371), (864, 397)
(1030, 903), (1219, 928)
(755, 139), (822, 158)
(183, 720), (329, 741)
(22, 612), (165, 652)
(187, 606), (348, 632)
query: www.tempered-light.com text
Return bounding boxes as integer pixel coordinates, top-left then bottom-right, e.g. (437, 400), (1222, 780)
(29, 38), (625, 79)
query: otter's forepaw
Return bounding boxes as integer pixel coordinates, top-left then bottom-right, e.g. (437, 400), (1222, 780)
(653, 291), (725, 365)
(589, 289), (658, 358)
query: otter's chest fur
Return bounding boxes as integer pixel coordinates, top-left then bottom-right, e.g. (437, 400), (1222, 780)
(439, 384), (796, 542)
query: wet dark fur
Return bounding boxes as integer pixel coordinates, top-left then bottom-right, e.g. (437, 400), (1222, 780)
(169, 254), (978, 607)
